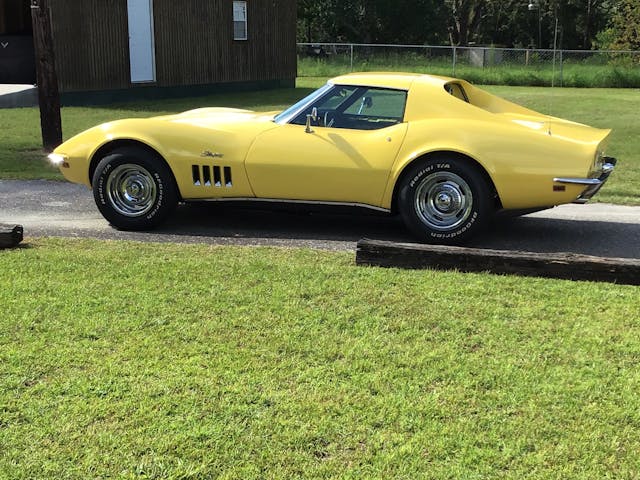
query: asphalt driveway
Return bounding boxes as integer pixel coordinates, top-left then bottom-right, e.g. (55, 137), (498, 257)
(1, 179), (639, 258)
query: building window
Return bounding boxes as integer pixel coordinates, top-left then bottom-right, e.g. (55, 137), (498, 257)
(233, 1), (247, 40)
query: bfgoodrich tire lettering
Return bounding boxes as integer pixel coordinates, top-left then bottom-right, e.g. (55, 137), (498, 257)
(398, 156), (492, 244)
(92, 147), (177, 230)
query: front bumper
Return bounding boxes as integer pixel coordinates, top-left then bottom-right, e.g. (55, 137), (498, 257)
(553, 156), (617, 204)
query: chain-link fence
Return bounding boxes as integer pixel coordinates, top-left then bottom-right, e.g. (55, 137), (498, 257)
(297, 43), (640, 87)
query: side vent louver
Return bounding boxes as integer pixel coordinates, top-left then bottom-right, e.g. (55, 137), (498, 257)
(192, 164), (233, 188)
(224, 167), (232, 187)
(192, 165), (201, 186)
(202, 165), (211, 186)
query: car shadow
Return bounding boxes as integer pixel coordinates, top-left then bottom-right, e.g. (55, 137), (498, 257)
(153, 203), (640, 259)
(157, 203), (414, 244)
(473, 216), (640, 259)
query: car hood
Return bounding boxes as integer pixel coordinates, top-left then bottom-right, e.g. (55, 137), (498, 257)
(153, 107), (279, 130)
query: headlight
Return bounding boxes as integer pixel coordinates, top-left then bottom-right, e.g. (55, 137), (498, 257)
(48, 153), (69, 167)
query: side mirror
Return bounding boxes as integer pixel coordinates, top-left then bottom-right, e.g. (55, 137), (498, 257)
(305, 107), (318, 133)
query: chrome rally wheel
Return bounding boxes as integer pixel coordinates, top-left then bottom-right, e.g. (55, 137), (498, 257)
(398, 157), (492, 244)
(106, 164), (158, 217)
(414, 171), (473, 231)
(92, 147), (177, 231)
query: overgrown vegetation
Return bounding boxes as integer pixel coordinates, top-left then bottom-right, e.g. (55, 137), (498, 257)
(298, 54), (640, 88)
(1, 238), (639, 478)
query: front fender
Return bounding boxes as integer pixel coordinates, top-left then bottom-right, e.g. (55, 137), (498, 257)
(54, 118), (260, 198)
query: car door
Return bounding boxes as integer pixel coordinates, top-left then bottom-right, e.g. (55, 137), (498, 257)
(245, 86), (409, 208)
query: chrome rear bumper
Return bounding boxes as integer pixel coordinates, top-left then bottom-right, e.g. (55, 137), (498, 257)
(554, 157), (617, 204)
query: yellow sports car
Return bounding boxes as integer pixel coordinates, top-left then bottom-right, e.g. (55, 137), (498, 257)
(49, 72), (616, 244)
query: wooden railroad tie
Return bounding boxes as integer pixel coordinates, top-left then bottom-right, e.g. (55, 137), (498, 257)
(356, 239), (640, 286)
(0, 225), (24, 249)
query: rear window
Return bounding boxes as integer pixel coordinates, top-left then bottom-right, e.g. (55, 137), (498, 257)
(444, 83), (469, 103)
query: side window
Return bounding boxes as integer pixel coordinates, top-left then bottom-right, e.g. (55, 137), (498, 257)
(290, 85), (407, 130)
(317, 86), (359, 111)
(290, 85), (359, 126)
(233, 1), (247, 40)
(343, 89), (407, 124)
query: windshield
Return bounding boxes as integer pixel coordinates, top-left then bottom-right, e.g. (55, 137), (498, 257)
(273, 83), (333, 124)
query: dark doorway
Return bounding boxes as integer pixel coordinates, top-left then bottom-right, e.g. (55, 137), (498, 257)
(0, 0), (35, 84)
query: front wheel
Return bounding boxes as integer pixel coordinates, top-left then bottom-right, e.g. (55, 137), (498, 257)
(398, 157), (492, 244)
(92, 147), (178, 230)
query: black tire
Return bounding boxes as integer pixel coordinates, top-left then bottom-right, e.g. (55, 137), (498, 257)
(92, 147), (178, 230)
(398, 156), (492, 244)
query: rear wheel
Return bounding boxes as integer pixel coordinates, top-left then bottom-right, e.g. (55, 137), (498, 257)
(92, 147), (177, 230)
(398, 156), (492, 244)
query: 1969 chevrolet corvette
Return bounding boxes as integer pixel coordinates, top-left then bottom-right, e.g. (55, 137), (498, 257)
(49, 72), (616, 244)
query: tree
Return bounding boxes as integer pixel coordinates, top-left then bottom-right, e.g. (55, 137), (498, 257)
(297, 0), (334, 42)
(297, 0), (447, 45)
(296, 0), (616, 50)
(480, 0), (532, 47)
(606, 0), (640, 50)
(479, 0), (613, 49)
(366, 0), (448, 45)
(444, 0), (485, 45)
(551, 0), (613, 50)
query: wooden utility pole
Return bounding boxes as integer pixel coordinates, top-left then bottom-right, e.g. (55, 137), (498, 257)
(30, 0), (62, 152)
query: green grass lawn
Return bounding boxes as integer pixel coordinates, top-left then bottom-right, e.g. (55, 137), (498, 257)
(2, 79), (638, 205)
(1, 238), (639, 479)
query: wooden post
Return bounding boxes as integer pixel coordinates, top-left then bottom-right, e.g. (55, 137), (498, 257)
(0, 225), (24, 249)
(356, 239), (640, 286)
(30, 0), (62, 152)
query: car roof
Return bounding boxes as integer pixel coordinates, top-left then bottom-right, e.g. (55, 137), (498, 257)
(329, 72), (457, 91)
